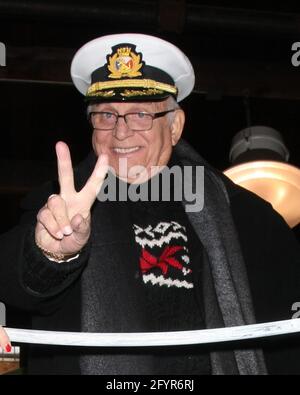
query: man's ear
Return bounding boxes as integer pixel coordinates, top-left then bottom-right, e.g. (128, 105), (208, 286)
(171, 109), (185, 146)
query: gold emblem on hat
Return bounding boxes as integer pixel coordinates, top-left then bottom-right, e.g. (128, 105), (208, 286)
(107, 46), (143, 79)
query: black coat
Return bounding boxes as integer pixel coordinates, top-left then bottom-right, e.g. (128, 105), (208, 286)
(0, 151), (300, 375)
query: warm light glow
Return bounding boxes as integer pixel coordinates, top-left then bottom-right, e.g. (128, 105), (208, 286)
(224, 161), (300, 228)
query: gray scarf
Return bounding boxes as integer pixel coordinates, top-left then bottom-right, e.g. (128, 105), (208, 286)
(80, 139), (267, 375)
(176, 139), (267, 375)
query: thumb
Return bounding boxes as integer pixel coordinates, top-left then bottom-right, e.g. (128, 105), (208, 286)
(71, 213), (91, 242)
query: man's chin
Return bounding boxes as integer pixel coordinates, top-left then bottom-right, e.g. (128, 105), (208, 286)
(116, 170), (150, 185)
(116, 165), (164, 185)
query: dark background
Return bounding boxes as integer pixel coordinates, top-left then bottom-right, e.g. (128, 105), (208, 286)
(0, 0), (299, 237)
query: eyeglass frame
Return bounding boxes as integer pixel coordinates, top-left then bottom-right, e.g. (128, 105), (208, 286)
(88, 109), (176, 132)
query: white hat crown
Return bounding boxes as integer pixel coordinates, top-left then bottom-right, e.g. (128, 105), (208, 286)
(71, 33), (195, 102)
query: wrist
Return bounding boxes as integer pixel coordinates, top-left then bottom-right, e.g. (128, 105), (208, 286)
(35, 240), (80, 262)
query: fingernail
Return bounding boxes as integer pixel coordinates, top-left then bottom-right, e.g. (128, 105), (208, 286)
(5, 344), (11, 353)
(56, 231), (64, 239)
(63, 226), (73, 236)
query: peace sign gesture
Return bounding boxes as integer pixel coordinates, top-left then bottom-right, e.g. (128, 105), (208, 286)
(35, 142), (109, 260)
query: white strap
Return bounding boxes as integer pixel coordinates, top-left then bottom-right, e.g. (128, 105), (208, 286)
(5, 318), (300, 347)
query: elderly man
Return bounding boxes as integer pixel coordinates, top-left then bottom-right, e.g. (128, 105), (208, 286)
(0, 33), (300, 375)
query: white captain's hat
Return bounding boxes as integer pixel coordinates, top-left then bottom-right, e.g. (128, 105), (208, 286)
(71, 33), (195, 103)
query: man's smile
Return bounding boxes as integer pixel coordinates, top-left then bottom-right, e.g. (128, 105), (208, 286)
(112, 146), (142, 155)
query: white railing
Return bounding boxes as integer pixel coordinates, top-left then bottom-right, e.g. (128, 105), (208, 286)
(4, 318), (300, 348)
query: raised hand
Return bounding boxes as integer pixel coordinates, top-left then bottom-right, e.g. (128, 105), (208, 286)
(35, 142), (108, 258)
(0, 326), (11, 353)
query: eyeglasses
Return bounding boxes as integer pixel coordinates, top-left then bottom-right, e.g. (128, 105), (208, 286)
(89, 109), (176, 131)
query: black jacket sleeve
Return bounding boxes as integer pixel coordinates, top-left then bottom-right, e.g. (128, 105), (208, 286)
(229, 184), (300, 323)
(229, 181), (300, 374)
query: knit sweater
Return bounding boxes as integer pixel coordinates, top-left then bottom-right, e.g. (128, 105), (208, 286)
(129, 190), (211, 374)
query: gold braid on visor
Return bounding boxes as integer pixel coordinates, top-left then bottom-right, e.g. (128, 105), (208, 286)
(86, 79), (177, 97)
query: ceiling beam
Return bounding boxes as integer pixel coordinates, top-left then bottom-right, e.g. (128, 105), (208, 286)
(0, 1), (300, 35)
(159, 0), (186, 33)
(1, 46), (300, 100)
(192, 58), (300, 101)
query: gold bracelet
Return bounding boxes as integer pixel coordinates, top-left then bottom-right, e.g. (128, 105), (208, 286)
(35, 241), (79, 261)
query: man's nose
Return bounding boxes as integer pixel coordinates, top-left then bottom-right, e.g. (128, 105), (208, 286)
(113, 116), (134, 140)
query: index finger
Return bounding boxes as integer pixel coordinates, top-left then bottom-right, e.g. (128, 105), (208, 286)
(55, 141), (75, 196)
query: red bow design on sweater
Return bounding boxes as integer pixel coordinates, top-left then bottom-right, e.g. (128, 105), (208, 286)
(140, 246), (184, 275)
